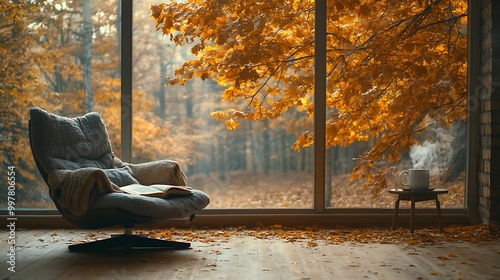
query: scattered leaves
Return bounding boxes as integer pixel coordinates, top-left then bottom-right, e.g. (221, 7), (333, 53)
(131, 224), (499, 248)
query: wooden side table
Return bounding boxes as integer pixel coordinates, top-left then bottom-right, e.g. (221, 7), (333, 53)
(389, 188), (448, 234)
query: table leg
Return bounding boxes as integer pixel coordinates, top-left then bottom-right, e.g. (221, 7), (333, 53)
(435, 197), (443, 233)
(392, 198), (400, 231)
(410, 193), (416, 234)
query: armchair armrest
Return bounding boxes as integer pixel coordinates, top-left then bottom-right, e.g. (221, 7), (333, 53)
(122, 160), (188, 186)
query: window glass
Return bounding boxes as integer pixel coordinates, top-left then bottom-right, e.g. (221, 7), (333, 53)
(324, 1), (467, 208)
(131, 0), (314, 208)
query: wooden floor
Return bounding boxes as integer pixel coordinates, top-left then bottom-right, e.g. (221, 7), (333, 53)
(2, 228), (499, 280)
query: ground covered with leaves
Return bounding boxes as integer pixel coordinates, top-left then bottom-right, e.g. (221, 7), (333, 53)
(191, 171), (465, 208)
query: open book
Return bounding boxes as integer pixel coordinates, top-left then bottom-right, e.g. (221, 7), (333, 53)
(120, 184), (193, 198)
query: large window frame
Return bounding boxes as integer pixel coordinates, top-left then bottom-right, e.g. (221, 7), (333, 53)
(118, 0), (475, 226)
(8, 0), (479, 227)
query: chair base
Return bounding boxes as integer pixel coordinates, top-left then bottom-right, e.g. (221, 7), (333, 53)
(68, 233), (191, 252)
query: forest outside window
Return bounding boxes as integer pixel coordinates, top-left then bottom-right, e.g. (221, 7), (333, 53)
(132, 0), (315, 208)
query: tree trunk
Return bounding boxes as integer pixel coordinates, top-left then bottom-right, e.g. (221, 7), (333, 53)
(281, 130), (288, 173)
(325, 147), (334, 207)
(185, 80), (194, 118)
(158, 62), (167, 118)
(82, 0), (93, 112)
(249, 122), (258, 173)
(262, 120), (271, 175)
(217, 135), (226, 180)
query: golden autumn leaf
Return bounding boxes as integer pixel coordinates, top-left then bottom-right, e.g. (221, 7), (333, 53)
(224, 118), (239, 130)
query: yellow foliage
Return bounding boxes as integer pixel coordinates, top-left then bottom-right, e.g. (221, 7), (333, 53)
(1, 1), (46, 191)
(152, 0), (467, 195)
(224, 118), (239, 130)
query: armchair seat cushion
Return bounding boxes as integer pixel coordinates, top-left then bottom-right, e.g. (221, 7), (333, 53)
(90, 190), (210, 219)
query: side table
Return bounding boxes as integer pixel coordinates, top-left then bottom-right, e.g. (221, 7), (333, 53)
(389, 188), (448, 234)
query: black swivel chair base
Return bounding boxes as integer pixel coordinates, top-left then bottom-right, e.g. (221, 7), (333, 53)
(68, 228), (191, 252)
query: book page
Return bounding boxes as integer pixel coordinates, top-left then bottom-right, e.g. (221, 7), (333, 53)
(149, 184), (193, 194)
(121, 184), (192, 197)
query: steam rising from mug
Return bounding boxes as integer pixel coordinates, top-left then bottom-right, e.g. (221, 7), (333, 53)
(409, 127), (454, 176)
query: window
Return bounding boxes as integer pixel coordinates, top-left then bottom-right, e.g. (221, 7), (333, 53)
(2, 0), (471, 223)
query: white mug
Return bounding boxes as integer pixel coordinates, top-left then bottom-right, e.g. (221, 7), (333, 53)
(399, 169), (430, 191)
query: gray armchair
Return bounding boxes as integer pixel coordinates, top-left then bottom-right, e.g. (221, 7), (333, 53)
(29, 107), (210, 252)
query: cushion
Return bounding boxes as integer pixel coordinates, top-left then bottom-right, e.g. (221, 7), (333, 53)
(90, 190), (210, 219)
(29, 107), (114, 172)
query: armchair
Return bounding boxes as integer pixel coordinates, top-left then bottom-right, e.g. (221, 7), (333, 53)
(28, 107), (210, 252)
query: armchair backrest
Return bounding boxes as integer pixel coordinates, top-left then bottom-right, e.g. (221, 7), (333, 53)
(29, 107), (115, 174)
